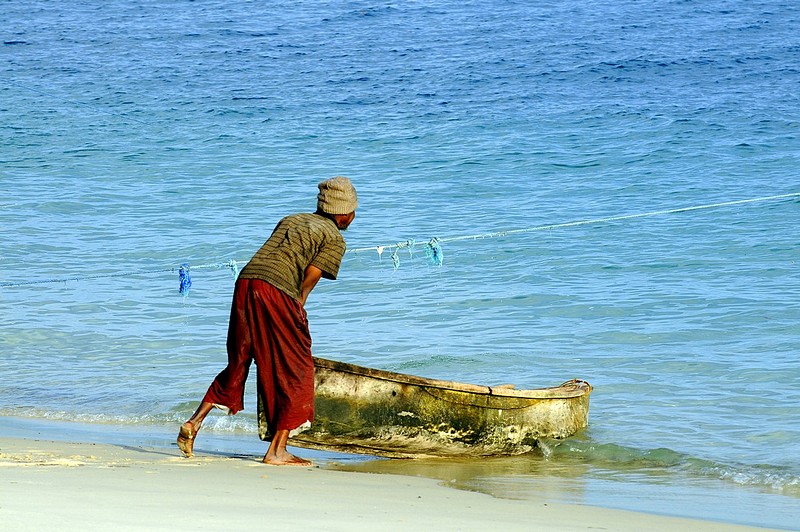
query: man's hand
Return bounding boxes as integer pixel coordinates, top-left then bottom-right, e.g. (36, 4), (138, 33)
(299, 264), (324, 306)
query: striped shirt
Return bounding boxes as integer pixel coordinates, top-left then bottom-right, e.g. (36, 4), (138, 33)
(238, 213), (346, 301)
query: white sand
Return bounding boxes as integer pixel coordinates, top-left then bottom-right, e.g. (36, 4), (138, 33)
(0, 436), (780, 532)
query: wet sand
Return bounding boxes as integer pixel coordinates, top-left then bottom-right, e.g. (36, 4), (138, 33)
(0, 434), (779, 531)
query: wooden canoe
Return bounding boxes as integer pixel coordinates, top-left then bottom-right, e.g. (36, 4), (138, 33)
(258, 357), (592, 458)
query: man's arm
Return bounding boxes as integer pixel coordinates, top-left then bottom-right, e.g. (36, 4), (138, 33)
(299, 264), (324, 306)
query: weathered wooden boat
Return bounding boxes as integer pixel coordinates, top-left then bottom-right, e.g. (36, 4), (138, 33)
(258, 357), (592, 458)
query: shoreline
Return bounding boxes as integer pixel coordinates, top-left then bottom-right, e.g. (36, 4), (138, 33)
(0, 417), (782, 531)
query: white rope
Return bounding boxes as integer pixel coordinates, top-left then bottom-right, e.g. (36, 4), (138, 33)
(2, 192), (797, 289)
(347, 192), (800, 255)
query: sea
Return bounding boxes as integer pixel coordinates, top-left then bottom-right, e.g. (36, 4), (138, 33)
(2, 0), (799, 529)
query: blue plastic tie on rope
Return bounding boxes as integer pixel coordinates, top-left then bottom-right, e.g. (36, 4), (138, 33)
(389, 239), (417, 270)
(225, 259), (240, 279)
(178, 263), (192, 296)
(425, 238), (443, 266)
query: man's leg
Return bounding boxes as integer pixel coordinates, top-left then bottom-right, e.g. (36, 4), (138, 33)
(262, 429), (311, 466)
(177, 401), (214, 457)
(249, 280), (315, 466)
(178, 279), (253, 457)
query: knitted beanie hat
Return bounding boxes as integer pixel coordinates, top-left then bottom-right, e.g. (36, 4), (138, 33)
(317, 176), (358, 215)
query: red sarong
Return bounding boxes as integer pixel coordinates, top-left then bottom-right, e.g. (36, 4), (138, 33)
(202, 278), (314, 434)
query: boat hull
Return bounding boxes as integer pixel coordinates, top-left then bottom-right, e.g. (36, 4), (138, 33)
(258, 357), (592, 458)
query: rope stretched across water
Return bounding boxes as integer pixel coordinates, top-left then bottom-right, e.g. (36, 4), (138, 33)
(1, 192), (798, 292)
(348, 192), (800, 254)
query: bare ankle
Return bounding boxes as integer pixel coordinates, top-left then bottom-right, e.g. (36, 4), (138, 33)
(262, 450), (311, 466)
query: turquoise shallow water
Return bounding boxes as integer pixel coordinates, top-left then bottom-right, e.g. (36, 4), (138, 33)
(2, 1), (799, 528)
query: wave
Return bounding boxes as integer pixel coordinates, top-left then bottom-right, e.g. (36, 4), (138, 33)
(549, 439), (800, 497)
(0, 407), (260, 435)
(4, 410), (799, 497)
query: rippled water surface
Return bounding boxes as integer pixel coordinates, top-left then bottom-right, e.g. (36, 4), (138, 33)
(2, 1), (799, 528)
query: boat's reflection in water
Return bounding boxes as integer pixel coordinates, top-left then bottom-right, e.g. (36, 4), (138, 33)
(328, 440), (594, 504)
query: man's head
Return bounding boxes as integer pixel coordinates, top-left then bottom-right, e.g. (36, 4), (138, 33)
(317, 176), (357, 230)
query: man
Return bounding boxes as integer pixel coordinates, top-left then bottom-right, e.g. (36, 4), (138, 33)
(177, 176), (357, 466)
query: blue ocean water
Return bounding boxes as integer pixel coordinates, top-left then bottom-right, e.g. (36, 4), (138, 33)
(2, 0), (799, 528)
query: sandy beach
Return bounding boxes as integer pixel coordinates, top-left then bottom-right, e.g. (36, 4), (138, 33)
(0, 433), (781, 532)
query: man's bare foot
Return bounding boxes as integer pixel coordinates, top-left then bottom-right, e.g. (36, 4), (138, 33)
(262, 451), (312, 466)
(177, 421), (199, 458)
